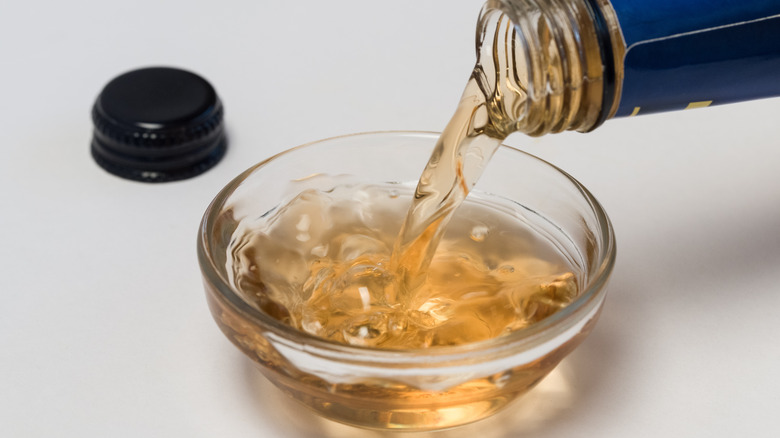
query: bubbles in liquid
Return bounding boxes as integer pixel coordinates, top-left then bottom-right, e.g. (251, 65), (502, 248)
(342, 312), (389, 347)
(470, 224), (489, 242)
(295, 214), (311, 242)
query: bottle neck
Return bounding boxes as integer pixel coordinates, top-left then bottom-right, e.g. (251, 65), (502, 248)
(478, 0), (625, 136)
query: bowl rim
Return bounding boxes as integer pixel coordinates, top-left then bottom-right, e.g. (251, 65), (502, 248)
(197, 131), (616, 361)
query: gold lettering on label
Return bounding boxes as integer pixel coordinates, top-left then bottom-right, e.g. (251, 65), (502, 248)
(686, 100), (713, 110)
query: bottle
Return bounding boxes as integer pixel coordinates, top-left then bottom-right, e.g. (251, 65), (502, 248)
(483, 0), (780, 136)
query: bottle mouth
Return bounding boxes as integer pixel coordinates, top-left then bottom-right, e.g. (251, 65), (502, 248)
(197, 131), (616, 366)
(481, 0), (621, 135)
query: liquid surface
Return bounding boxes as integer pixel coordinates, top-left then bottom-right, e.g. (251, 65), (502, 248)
(228, 185), (577, 349)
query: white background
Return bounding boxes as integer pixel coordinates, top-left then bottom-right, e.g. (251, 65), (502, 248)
(2, 1), (779, 436)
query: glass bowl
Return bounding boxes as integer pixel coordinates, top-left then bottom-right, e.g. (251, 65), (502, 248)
(197, 131), (615, 431)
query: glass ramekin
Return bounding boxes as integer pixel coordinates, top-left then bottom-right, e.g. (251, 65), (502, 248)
(197, 131), (615, 431)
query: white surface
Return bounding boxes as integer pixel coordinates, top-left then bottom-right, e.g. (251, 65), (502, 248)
(2, 1), (779, 436)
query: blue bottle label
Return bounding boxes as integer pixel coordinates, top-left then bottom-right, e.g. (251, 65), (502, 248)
(609, 0), (780, 117)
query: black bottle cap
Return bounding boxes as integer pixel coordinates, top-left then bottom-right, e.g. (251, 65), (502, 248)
(91, 67), (226, 182)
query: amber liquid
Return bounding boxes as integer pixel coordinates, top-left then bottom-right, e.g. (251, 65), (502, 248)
(219, 7), (585, 430)
(228, 184), (578, 349)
